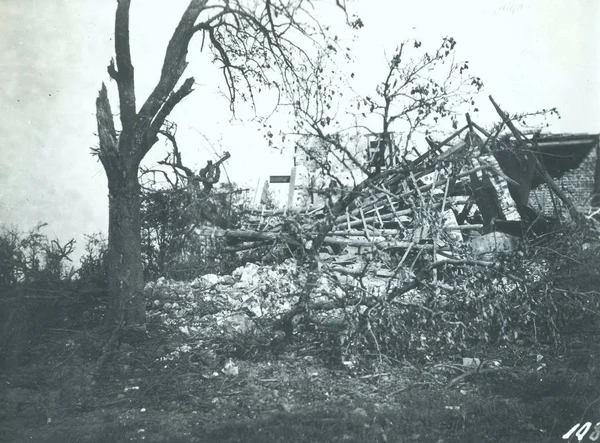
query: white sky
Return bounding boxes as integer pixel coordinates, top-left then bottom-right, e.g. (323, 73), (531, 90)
(0, 0), (598, 260)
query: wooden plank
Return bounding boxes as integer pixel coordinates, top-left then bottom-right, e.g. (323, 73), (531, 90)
(270, 175), (291, 183)
(196, 226), (439, 250)
(287, 167), (297, 209)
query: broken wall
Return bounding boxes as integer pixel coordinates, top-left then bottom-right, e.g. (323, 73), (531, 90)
(531, 143), (599, 216)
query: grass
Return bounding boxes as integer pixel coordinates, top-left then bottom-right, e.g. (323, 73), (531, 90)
(1, 307), (599, 443)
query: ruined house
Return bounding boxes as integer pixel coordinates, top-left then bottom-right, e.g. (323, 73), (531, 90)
(527, 134), (600, 215)
(201, 101), (600, 265)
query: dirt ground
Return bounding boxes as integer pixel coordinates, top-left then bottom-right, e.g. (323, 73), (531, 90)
(2, 302), (599, 443)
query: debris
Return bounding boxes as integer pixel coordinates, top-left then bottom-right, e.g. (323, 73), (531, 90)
(222, 313), (254, 337)
(223, 359), (239, 377)
(462, 358), (481, 368)
(470, 232), (519, 259)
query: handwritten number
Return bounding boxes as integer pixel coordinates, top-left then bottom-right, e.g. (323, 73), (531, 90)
(562, 422), (600, 441)
(589, 422), (600, 441)
(575, 422), (591, 441)
(564, 423), (580, 440)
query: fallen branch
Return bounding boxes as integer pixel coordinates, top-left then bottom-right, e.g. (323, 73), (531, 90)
(447, 366), (518, 388)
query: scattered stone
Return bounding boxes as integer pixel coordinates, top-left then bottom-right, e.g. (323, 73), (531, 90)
(222, 313), (255, 337)
(223, 359), (239, 377)
(235, 263), (260, 283)
(219, 275), (236, 285)
(462, 357), (481, 368)
(470, 232), (519, 258)
(351, 407), (369, 421)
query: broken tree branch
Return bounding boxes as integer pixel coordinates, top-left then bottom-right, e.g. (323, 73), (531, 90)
(112, 0), (136, 128)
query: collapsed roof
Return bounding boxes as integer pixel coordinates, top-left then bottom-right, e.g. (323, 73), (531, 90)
(198, 97), (598, 258)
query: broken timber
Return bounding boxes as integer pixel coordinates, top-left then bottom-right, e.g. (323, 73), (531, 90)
(196, 101), (596, 258)
(195, 227), (440, 250)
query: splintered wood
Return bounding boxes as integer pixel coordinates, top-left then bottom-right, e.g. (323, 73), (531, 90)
(196, 98), (590, 259)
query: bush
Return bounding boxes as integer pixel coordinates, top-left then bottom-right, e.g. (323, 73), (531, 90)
(323, 225), (600, 369)
(0, 223), (76, 285)
(141, 182), (247, 280)
(77, 232), (108, 290)
(0, 224), (80, 369)
(0, 229), (22, 288)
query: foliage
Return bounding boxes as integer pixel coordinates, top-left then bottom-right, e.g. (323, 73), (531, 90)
(336, 227), (600, 370)
(77, 232), (109, 289)
(0, 225), (107, 371)
(0, 228), (21, 288)
(286, 36), (484, 178)
(140, 181), (249, 281)
(0, 223), (75, 286)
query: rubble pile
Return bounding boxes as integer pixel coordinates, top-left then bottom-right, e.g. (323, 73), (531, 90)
(145, 260), (301, 339)
(143, 98), (597, 354)
(195, 99), (591, 275)
(145, 251), (419, 339)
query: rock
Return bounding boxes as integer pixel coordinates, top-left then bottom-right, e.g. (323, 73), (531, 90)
(219, 275), (235, 285)
(233, 263), (260, 283)
(223, 359), (239, 377)
(361, 275), (389, 293)
(233, 281), (249, 290)
(280, 402), (293, 413)
(462, 357), (481, 368)
(222, 313), (255, 336)
(470, 232), (519, 258)
(191, 273), (219, 288)
(351, 407), (369, 421)
(201, 273), (220, 286)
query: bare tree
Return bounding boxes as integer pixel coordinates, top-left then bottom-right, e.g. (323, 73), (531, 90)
(271, 37), (485, 330)
(94, 0), (346, 328)
(288, 37), (484, 248)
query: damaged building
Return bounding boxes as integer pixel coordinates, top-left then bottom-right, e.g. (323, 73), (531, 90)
(199, 99), (600, 264)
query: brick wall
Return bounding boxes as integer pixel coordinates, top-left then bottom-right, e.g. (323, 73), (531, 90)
(531, 143), (598, 217)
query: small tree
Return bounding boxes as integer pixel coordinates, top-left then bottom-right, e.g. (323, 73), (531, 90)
(288, 36), (484, 254)
(140, 166), (249, 280)
(270, 37), (485, 332)
(94, 1), (347, 328)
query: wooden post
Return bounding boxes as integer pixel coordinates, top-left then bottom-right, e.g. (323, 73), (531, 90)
(287, 166), (297, 209)
(489, 95), (583, 224)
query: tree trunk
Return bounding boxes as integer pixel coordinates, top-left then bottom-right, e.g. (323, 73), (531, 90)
(96, 84), (145, 328)
(107, 171), (145, 328)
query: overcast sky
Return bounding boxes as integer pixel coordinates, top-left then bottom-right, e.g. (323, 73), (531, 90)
(1, 0), (598, 260)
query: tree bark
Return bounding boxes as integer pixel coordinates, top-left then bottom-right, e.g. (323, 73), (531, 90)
(107, 173), (145, 327)
(96, 84), (146, 327)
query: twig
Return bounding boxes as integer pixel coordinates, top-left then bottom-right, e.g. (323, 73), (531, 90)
(50, 346), (80, 371)
(359, 372), (391, 379)
(94, 321), (123, 376)
(448, 367), (517, 388)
